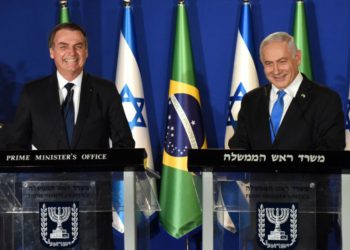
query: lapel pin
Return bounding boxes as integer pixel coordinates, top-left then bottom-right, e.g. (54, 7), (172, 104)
(301, 93), (306, 98)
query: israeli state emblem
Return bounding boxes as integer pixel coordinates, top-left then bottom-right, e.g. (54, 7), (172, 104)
(40, 202), (79, 248)
(257, 202), (298, 249)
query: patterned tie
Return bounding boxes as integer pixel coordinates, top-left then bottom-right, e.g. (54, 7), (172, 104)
(270, 90), (286, 142)
(62, 83), (75, 145)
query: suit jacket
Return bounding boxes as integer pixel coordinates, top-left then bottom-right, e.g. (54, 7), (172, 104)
(6, 72), (135, 150)
(229, 75), (345, 150)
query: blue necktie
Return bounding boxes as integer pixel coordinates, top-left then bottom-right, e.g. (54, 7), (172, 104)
(62, 83), (75, 146)
(270, 90), (286, 142)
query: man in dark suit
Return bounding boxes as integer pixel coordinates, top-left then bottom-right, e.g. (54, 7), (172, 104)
(229, 32), (345, 150)
(6, 23), (135, 249)
(6, 23), (134, 150)
(228, 32), (345, 249)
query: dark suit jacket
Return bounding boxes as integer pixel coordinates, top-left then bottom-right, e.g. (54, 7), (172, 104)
(229, 76), (345, 150)
(6, 72), (135, 150)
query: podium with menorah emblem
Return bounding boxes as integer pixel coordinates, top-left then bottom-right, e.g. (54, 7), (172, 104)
(188, 149), (350, 250)
(0, 149), (159, 250)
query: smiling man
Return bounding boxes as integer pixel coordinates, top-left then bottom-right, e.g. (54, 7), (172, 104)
(228, 31), (345, 150)
(6, 23), (134, 150)
(228, 32), (345, 250)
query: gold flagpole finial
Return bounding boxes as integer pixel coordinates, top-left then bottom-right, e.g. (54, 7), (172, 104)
(60, 0), (68, 7)
(123, 0), (131, 7)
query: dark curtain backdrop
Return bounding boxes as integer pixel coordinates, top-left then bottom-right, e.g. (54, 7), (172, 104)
(1, 0), (349, 249)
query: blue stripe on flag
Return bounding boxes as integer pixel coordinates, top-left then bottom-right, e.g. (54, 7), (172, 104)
(239, 3), (254, 56)
(122, 7), (137, 57)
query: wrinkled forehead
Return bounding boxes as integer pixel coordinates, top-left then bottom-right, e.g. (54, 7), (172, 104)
(261, 41), (291, 60)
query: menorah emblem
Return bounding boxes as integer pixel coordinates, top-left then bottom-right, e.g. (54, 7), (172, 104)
(266, 207), (289, 241)
(48, 206), (71, 239)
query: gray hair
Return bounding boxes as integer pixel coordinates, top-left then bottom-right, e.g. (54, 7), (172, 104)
(259, 32), (298, 62)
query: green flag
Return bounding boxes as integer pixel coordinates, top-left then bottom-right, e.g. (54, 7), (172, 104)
(159, 1), (207, 239)
(293, 0), (313, 79)
(60, 0), (70, 24)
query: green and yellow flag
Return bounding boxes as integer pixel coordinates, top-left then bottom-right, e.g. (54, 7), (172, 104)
(59, 0), (70, 24)
(293, 0), (313, 79)
(159, 0), (207, 239)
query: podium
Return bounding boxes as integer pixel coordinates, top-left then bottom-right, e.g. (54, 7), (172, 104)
(188, 149), (350, 250)
(0, 149), (159, 250)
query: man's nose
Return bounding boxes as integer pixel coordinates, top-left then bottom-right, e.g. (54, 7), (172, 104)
(67, 46), (77, 54)
(272, 63), (280, 74)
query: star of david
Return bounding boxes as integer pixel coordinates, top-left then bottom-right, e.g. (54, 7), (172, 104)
(120, 85), (146, 129)
(227, 83), (247, 128)
(346, 99), (350, 130)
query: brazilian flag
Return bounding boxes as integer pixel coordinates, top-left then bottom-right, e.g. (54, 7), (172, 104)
(159, 1), (207, 239)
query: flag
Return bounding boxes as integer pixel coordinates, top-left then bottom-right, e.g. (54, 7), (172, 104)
(224, 0), (259, 148)
(222, 0), (259, 233)
(159, 0), (207, 239)
(59, 0), (70, 24)
(114, 0), (156, 234)
(293, 0), (312, 79)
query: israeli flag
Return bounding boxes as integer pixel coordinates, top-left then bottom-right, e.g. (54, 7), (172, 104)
(225, 1), (259, 147)
(113, 4), (155, 234)
(222, 1), (259, 233)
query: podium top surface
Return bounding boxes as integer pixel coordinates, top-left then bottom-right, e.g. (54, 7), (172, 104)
(188, 149), (350, 173)
(0, 149), (146, 172)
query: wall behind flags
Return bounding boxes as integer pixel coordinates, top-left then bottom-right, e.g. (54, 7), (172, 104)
(0, 0), (350, 248)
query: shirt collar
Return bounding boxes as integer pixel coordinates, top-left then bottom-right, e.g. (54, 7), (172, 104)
(271, 72), (303, 98)
(56, 71), (83, 90)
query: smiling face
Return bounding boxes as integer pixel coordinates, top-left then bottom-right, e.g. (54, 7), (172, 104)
(49, 29), (88, 81)
(261, 41), (301, 89)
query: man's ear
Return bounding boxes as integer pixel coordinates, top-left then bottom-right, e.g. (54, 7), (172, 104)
(295, 49), (302, 65)
(49, 48), (54, 59)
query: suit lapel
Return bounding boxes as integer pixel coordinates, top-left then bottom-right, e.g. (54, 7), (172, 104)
(274, 79), (312, 145)
(260, 84), (274, 148)
(71, 73), (93, 148)
(47, 74), (70, 148)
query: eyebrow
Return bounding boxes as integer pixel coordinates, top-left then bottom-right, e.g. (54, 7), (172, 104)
(56, 42), (84, 46)
(264, 57), (288, 64)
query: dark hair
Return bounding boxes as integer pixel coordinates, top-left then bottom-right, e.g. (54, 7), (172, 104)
(48, 23), (88, 48)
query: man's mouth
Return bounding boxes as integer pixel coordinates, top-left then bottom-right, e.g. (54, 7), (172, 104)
(64, 58), (78, 63)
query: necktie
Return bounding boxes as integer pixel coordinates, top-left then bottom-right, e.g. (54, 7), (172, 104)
(270, 90), (286, 142)
(62, 83), (75, 145)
